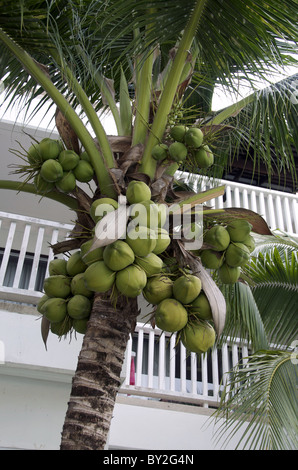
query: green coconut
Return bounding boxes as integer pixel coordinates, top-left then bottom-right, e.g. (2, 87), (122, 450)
(151, 143), (168, 161)
(39, 138), (62, 161)
(27, 143), (42, 164)
(83, 260), (116, 293)
(184, 127), (204, 148)
(80, 239), (104, 265)
(170, 125), (189, 142)
(116, 265), (147, 298)
(126, 181), (151, 204)
(80, 150), (91, 163)
(189, 292), (212, 320)
(200, 249), (224, 269)
(103, 240), (135, 271)
(173, 274), (202, 305)
(40, 159), (64, 182)
(155, 298), (188, 332)
(67, 294), (91, 320)
(226, 219), (253, 242)
(34, 174), (55, 194)
(126, 226), (157, 257)
(204, 225), (230, 251)
(130, 200), (160, 228)
(71, 272), (93, 298)
(72, 318), (88, 334)
(73, 160), (94, 182)
(90, 198), (119, 223)
(58, 149), (80, 170)
(50, 317), (72, 336)
(55, 171), (76, 192)
(43, 275), (71, 298)
(143, 275), (173, 305)
(242, 234), (255, 253)
(225, 242), (250, 267)
(37, 294), (50, 314)
(218, 263), (241, 284)
(152, 228), (171, 255)
(66, 251), (87, 277)
(48, 258), (68, 276)
(194, 145), (214, 169)
(181, 321), (215, 354)
(168, 142), (188, 162)
(42, 297), (67, 323)
(135, 252), (163, 277)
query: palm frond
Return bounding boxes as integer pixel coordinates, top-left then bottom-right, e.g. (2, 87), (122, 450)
(211, 350), (298, 450)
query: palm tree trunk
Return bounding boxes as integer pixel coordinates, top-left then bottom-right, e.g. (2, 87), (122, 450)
(60, 292), (139, 450)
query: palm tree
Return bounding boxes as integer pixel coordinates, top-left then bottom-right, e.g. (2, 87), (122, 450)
(0, 0), (297, 450)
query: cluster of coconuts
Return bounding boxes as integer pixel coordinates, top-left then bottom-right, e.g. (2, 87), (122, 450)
(27, 137), (94, 194)
(151, 125), (214, 170)
(199, 219), (255, 284)
(37, 247), (99, 336)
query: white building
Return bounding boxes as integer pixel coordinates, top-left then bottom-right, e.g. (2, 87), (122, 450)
(0, 118), (297, 450)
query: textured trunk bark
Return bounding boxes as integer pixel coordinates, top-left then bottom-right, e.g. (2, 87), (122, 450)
(60, 292), (139, 450)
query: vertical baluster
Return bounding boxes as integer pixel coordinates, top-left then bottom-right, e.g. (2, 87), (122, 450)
(221, 343), (230, 386)
(169, 334), (176, 391)
(13, 224), (31, 288)
(180, 344), (187, 393)
(45, 228), (60, 277)
(267, 194), (277, 231)
(124, 334), (133, 386)
(250, 190), (258, 213)
(201, 353), (208, 407)
(158, 332), (166, 390)
(232, 344), (239, 368)
(258, 192), (267, 225)
(28, 226), (45, 291)
(135, 328), (144, 387)
(224, 185), (232, 207)
(275, 196), (285, 232)
(234, 187), (241, 207)
(147, 329), (155, 388)
(291, 199), (298, 234)
(242, 189), (249, 209)
(0, 221), (16, 286)
(283, 197), (293, 234)
(211, 347), (219, 400)
(190, 352), (197, 395)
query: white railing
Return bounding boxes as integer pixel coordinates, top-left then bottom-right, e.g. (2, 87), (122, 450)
(177, 172), (298, 237)
(120, 323), (249, 407)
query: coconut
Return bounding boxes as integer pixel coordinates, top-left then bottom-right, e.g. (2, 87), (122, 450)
(126, 181), (151, 205)
(181, 321), (215, 354)
(218, 263), (241, 284)
(189, 292), (212, 320)
(42, 297), (67, 323)
(168, 142), (188, 162)
(34, 174), (55, 194)
(126, 226), (157, 256)
(226, 219), (253, 242)
(39, 138), (62, 160)
(194, 145), (214, 168)
(116, 265), (147, 298)
(83, 260), (116, 293)
(80, 150), (91, 162)
(90, 197), (119, 223)
(173, 274), (202, 305)
(73, 160), (94, 182)
(50, 317), (72, 336)
(66, 251), (87, 277)
(67, 294), (91, 320)
(170, 125), (189, 142)
(71, 272), (93, 298)
(152, 228), (171, 255)
(184, 127), (204, 148)
(135, 252), (163, 277)
(155, 298), (188, 332)
(27, 143), (42, 164)
(225, 242), (250, 267)
(143, 275), (173, 305)
(43, 275), (71, 298)
(103, 240), (135, 271)
(204, 225), (230, 251)
(55, 171), (76, 193)
(200, 249), (224, 269)
(49, 258), (68, 276)
(151, 143), (168, 161)
(40, 159), (64, 182)
(242, 234), (255, 253)
(130, 200), (160, 229)
(80, 239), (104, 265)
(72, 318), (88, 335)
(58, 149), (80, 170)
(37, 294), (50, 314)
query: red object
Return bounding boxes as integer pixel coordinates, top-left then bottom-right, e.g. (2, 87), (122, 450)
(130, 356), (135, 385)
